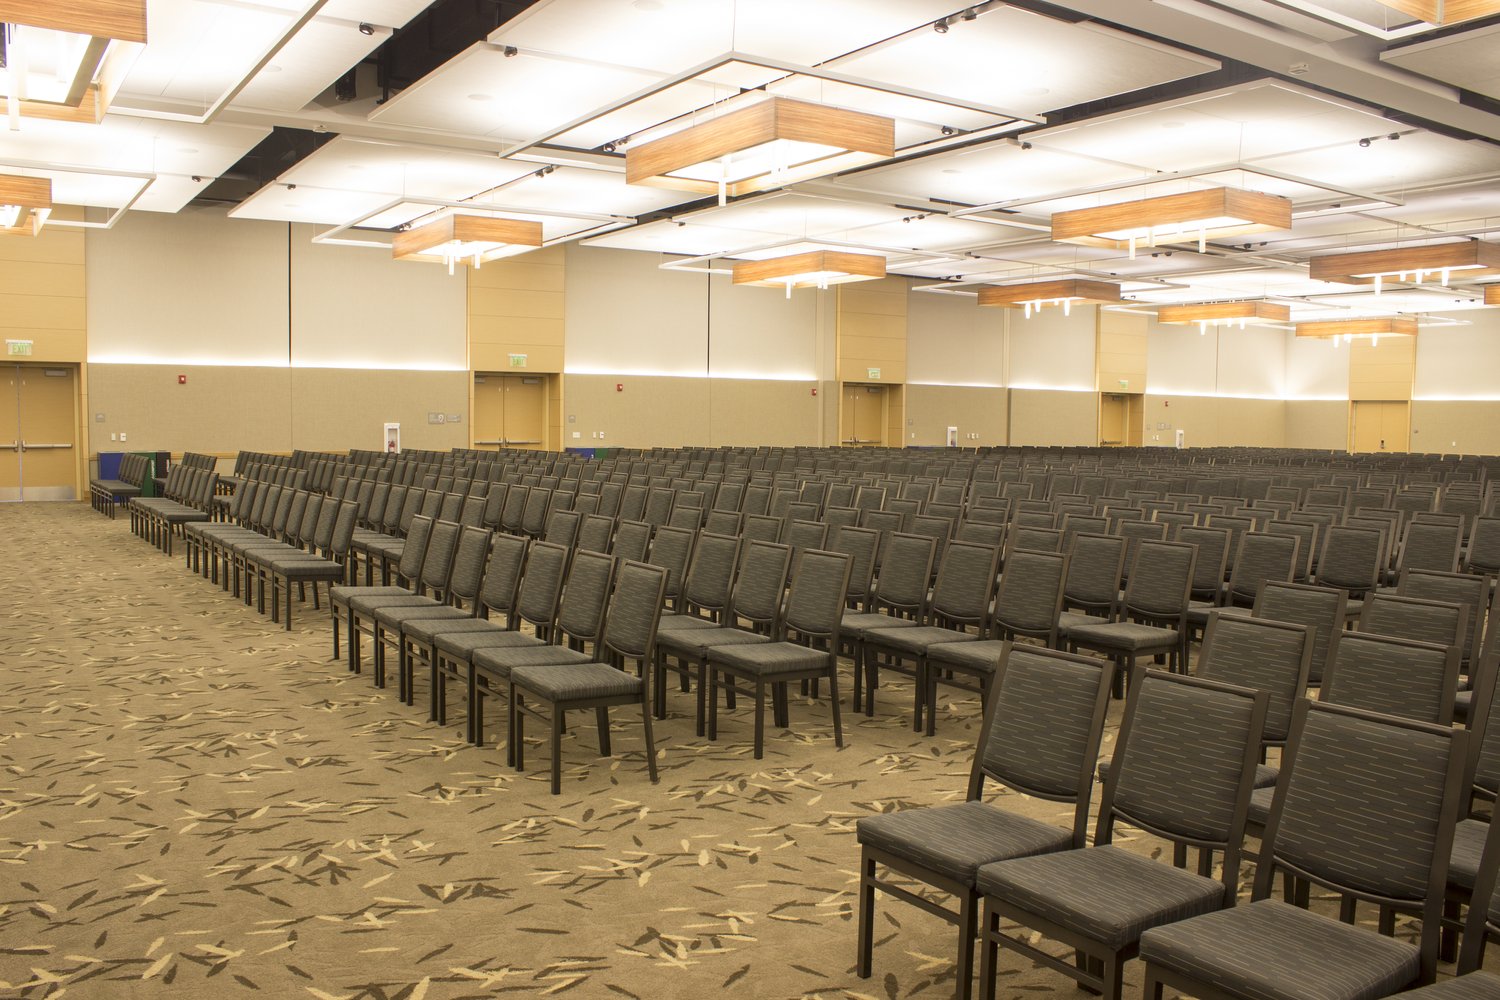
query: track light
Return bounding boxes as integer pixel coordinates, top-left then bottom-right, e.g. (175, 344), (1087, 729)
(1358, 137), (1372, 147)
(358, 21), (374, 35)
(502, 45), (518, 57)
(933, 17), (950, 32)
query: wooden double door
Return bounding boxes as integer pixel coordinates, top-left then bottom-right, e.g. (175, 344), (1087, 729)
(473, 374), (547, 451)
(0, 362), (78, 501)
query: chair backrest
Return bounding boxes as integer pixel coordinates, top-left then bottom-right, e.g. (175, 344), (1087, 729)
(500, 484), (529, 533)
(1265, 518), (1317, 581)
(681, 531), (740, 620)
(395, 515), (435, 585)
(1099, 670), (1267, 896)
(1399, 519), (1463, 574)
(480, 483), (506, 529)
(1466, 516), (1500, 575)
(1255, 700), (1467, 987)
(1122, 539), (1197, 620)
(992, 548), (1067, 639)
(543, 508), (581, 548)
(1172, 525), (1231, 600)
(446, 525), (495, 605)
(1197, 611), (1313, 745)
(478, 533), (529, 627)
(704, 509), (744, 535)
(647, 525), (696, 605)
(928, 540), (1000, 628)
(782, 549), (852, 642)
(555, 549), (617, 649)
(1398, 568), (1488, 665)
(829, 525), (879, 609)
(1063, 532), (1125, 616)
(438, 491), (464, 523)
(730, 540), (793, 629)
(577, 513), (614, 554)
(458, 495), (486, 528)
(327, 499), (361, 558)
(1317, 525), (1384, 593)
(1225, 531), (1300, 605)
(1359, 592), (1468, 653)
(785, 519), (828, 555)
(612, 519), (652, 563)
(522, 487), (552, 535)
(1324, 631), (1460, 726)
(600, 560), (670, 663)
(743, 513), (782, 544)
(1251, 581), (1345, 686)
(873, 532), (937, 618)
(419, 519), (463, 598)
(1009, 524), (1062, 553)
(514, 540), (570, 636)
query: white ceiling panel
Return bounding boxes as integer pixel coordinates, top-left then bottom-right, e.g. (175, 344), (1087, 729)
(115, 0), (310, 115)
(494, 0), (963, 74)
(1034, 82), (1392, 172)
(466, 165), (689, 217)
(840, 214), (1036, 252)
(1254, 131), (1500, 194)
(368, 45), (665, 144)
(831, 142), (1148, 208)
(230, 184), (390, 226)
(823, 8), (1219, 120)
(680, 192), (912, 239)
(1381, 25), (1500, 102)
(1363, 182), (1500, 228)
(582, 220), (786, 256)
(231, 19), (390, 113)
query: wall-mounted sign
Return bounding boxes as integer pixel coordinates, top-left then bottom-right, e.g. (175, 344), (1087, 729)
(867, 367), (880, 380)
(509, 353), (527, 368)
(6, 339), (33, 356)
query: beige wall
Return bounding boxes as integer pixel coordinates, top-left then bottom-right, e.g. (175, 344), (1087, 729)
(837, 277), (907, 385)
(1286, 400), (1349, 451)
(1415, 315), (1500, 400)
(906, 289), (1005, 386)
(1008, 388), (1097, 446)
(1097, 310), (1148, 393)
(469, 246), (566, 375)
(1008, 305), (1096, 390)
(1141, 395), (1286, 448)
(564, 373), (819, 448)
(906, 384), (1008, 446)
(1412, 401), (1500, 456)
(289, 369), (469, 452)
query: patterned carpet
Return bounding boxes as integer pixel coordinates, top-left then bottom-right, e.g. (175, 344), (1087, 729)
(0, 502), (1448, 999)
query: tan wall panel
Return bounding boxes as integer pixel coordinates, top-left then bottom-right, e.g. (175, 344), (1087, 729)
(87, 364), (293, 455)
(565, 373), (711, 449)
(1009, 388), (1097, 446)
(0, 226), (85, 265)
(1349, 337), (1415, 401)
(887, 384), (906, 448)
(839, 281), (908, 316)
(290, 369), (470, 453)
(467, 287), (566, 321)
(1140, 395), (1287, 447)
(707, 379), (820, 446)
(1218, 397), (1287, 447)
(4, 327), (86, 364)
(1412, 401), (1500, 456)
(471, 342), (564, 374)
(839, 334), (909, 362)
(0, 258), (85, 297)
(906, 384), (1008, 446)
(1285, 400), (1349, 451)
(837, 277), (906, 386)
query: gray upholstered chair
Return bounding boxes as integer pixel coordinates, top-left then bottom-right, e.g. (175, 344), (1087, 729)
(1196, 611), (1313, 788)
(862, 540), (1000, 731)
(706, 549), (851, 759)
(922, 548), (1067, 736)
(646, 525), (696, 611)
(975, 670), (1268, 1000)
(611, 519), (652, 563)
(1055, 532), (1126, 642)
(1314, 524), (1386, 620)
(1068, 539), (1198, 688)
(843, 532), (937, 715)
(510, 560), (669, 794)
(1360, 591), (1470, 658)
(1140, 700), (1470, 1000)
(1251, 580), (1346, 687)
(856, 645), (1113, 1000)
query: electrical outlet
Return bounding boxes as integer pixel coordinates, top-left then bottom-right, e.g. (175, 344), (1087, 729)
(110, 432), (117, 442)
(119, 432), (127, 442)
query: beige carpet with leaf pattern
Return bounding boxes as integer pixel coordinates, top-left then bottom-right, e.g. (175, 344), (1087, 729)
(0, 502), (1452, 999)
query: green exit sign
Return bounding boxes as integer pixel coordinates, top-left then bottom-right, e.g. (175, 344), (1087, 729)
(867, 367), (881, 380)
(6, 340), (32, 357)
(509, 353), (527, 368)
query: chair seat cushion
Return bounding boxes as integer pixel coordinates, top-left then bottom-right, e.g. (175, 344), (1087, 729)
(512, 662), (642, 701)
(1448, 817), (1488, 893)
(709, 641), (826, 676)
(1095, 760), (1279, 788)
(1058, 611), (1107, 635)
(978, 845), (1224, 951)
(857, 802), (1071, 884)
(1137, 898), (1421, 1000)
(473, 643), (586, 678)
(867, 625), (977, 656)
(1248, 785), (1273, 828)
(1456, 688), (1474, 724)
(1396, 973), (1500, 999)
(657, 614), (721, 632)
(927, 639), (1008, 674)
(1185, 602), (1215, 626)
(332, 585), (409, 605)
(403, 615), (490, 645)
(1068, 621), (1181, 653)
(361, 539), (405, 560)
(842, 612), (920, 639)
(350, 594), (430, 616)
(436, 628), (537, 658)
(373, 602), (454, 628)
(272, 559), (344, 580)
(658, 626), (769, 660)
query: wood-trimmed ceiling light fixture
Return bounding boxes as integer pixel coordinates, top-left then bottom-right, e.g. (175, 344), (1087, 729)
(730, 250), (886, 297)
(1379, 0), (1500, 26)
(0, 173), (50, 235)
(625, 97), (895, 204)
(1485, 284), (1499, 306)
(1307, 240), (1500, 294)
(977, 278), (1123, 318)
(1156, 300), (1291, 334)
(392, 212), (544, 274)
(0, 0), (148, 126)
(1294, 316), (1418, 346)
(1050, 187), (1292, 259)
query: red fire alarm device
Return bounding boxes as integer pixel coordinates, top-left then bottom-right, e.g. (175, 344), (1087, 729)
(811, 387), (818, 396)
(615, 383), (623, 392)
(178, 374), (187, 384)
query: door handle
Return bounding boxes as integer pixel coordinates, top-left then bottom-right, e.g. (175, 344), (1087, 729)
(21, 442), (71, 450)
(0, 441), (16, 451)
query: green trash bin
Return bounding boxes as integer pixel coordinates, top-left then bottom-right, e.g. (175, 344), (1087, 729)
(133, 451), (158, 497)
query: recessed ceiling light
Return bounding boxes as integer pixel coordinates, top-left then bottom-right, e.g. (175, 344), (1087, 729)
(467, 93), (494, 102)
(264, 64), (283, 73)
(942, 168), (962, 175)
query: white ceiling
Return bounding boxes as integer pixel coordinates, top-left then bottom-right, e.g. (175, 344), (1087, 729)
(6, 0), (1500, 321)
